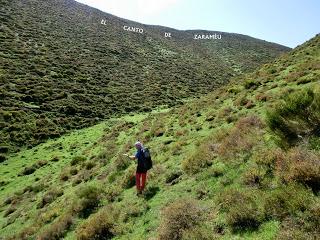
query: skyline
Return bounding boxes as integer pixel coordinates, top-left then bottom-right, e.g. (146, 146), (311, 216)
(75, 0), (320, 48)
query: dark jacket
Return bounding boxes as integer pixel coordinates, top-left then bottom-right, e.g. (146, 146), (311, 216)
(135, 149), (147, 173)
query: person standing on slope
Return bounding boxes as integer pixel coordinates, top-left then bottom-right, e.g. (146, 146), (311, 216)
(124, 141), (149, 196)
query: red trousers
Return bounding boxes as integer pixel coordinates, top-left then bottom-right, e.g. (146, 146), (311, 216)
(136, 172), (147, 191)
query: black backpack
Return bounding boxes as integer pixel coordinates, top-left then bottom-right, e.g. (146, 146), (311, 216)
(142, 148), (152, 170)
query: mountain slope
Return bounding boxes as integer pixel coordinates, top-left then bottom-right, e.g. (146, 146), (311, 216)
(0, 34), (318, 239)
(0, 0), (290, 153)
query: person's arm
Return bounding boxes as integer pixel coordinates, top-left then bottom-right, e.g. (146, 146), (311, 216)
(123, 154), (136, 160)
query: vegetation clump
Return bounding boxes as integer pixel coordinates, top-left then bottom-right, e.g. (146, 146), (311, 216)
(76, 205), (120, 240)
(71, 156), (87, 166)
(37, 214), (73, 240)
(267, 87), (320, 146)
(76, 184), (102, 218)
(158, 198), (205, 240)
(37, 188), (64, 209)
(217, 189), (264, 232)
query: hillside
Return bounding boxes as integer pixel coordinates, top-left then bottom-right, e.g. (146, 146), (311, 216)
(0, 32), (319, 239)
(0, 0), (290, 153)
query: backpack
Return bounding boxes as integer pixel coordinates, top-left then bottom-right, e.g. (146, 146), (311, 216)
(142, 148), (152, 170)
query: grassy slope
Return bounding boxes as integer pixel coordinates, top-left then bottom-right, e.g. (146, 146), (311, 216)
(0, 36), (319, 239)
(0, 0), (290, 153)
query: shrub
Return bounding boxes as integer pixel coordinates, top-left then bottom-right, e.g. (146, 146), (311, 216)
(264, 183), (314, 221)
(275, 147), (320, 192)
(251, 147), (279, 173)
(218, 115), (264, 160)
(165, 170), (183, 185)
(20, 166), (37, 176)
(244, 100), (255, 109)
(276, 218), (316, 240)
(36, 160), (48, 167)
(234, 95), (250, 107)
(114, 155), (130, 171)
(60, 171), (69, 181)
(0, 145), (9, 153)
(76, 184), (102, 218)
(217, 189), (264, 231)
(227, 87), (241, 94)
(0, 154), (7, 163)
(208, 163), (225, 177)
(37, 214), (73, 240)
(267, 87), (320, 146)
(19, 160), (48, 176)
(242, 165), (266, 187)
(105, 186), (122, 202)
(172, 142), (183, 155)
(3, 206), (16, 217)
(70, 167), (78, 175)
(84, 161), (95, 170)
(119, 165), (136, 189)
(50, 156), (60, 162)
(158, 198), (205, 240)
(244, 80), (260, 89)
(255, 93), (269, 102)
(76, 205), (120, 240)
(276, 201), (320, 240)
(181, 225), (219, 240)
(303, 203), (320, 234)
(182, 142), (215, 174)
(71, 156), (86, 166)
(309, 136), (320, 150)
(37, 188), (64, 209)
(24, 182), (47, 193)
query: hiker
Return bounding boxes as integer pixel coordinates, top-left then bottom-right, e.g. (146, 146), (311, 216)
(124, 141), (151, 196)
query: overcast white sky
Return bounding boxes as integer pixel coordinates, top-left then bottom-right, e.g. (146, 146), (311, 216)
(75, 0), (320, 48)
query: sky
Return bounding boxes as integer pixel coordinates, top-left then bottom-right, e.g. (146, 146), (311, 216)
(75, 0), (320, 48)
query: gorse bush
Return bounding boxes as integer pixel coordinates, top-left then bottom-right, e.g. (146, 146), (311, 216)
(263, 183), (314, 221)
(182, 141), (215, 174)
(84, 161), (96, 170)
(181, 225), (219, 240)
(217, 189), (264, 231)
(120, 166), (136, 189)
(309, 136), (320, 150)
(158, 198), (205, 240)
(114, 154), (131, 171)
(244, 79), (261, 89)
(267, 87), (320, 146)
(165, 170), (183, 185)
(218, 115), (264, 160)
(76, 205), (120, 240)
(76, 184), (102, 218)
(242, 165), (266, 187)
(274, 197), (320, 239)
(37, 188), (63, 209)
(105, 186), (122, 202)
(71, 156), (86, 166)
(37, 214), (73, 240)
(275, 147), (320, 192)
(0, 154), (7, 163)
(19, 160), (48, 176)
